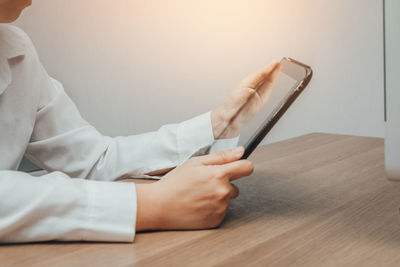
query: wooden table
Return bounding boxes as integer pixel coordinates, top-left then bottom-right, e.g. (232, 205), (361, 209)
(1, 133), (400, 267)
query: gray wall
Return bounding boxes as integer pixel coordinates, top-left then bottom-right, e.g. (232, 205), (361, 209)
(15, 0), (384, 146)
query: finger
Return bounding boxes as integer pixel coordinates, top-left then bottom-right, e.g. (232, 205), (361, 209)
(240, 61), (281, 90)
(230, 183), (239, 199)
(256, 62), (281, 102)
(198, 146), (244, 165)
(219, 159), (254, 181)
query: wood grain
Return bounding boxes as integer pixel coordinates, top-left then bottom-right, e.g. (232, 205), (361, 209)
(1, 133), (400, 267)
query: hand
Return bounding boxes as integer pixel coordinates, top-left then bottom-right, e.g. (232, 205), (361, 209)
(211, 61), (281, 138)
(135, 146), (253, 231)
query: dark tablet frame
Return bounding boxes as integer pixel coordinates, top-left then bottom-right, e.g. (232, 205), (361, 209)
(242, 57), (313, 159)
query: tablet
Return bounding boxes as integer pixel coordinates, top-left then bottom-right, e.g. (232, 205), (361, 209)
(240, 57), (313, 159)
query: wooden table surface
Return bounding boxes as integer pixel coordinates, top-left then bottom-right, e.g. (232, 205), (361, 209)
(1, 133), (400, 267)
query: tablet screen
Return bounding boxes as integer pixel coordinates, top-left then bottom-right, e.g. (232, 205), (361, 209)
(238, 58), (311, 153)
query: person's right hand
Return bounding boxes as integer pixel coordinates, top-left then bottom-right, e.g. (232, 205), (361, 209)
(135, 146), (253, 231)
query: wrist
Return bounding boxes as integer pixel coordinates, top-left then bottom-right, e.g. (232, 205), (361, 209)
(211, 107), (226, 139)
(135, 183), (165, 231)
(211, 107), (240, 139)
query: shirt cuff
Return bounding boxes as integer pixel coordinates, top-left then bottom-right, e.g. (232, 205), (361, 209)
(177, 111), (240, 163)
(83, 180), (137, 242)
(177, 112), (215, 163)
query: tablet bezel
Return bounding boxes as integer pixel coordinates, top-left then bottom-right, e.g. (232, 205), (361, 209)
(241, 57), (313, 159)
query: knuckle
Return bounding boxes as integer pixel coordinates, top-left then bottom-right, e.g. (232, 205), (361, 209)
(231, 185), (239, 198)
(243, 160), (254, 175)
(216, 186), (230, 200)
(218, 151), (230, 162)
(213, 169), (226, 179)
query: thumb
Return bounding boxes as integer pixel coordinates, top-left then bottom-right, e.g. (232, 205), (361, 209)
(198, 146), (244, 166)
(240, 60), (281, 90)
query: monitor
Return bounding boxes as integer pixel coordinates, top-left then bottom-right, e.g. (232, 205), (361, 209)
(384, 0), (400, 180)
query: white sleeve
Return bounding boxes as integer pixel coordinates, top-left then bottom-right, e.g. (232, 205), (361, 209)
(0, 170), (136, 243)
(16, 72), (237, 243)
(25, 77), (238, 180)
(1, 26), (238, 243)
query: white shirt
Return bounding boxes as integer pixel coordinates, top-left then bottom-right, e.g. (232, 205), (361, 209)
(0, 24), (237, 243)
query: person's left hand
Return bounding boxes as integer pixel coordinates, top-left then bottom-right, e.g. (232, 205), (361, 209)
(211, 61), (281, 138)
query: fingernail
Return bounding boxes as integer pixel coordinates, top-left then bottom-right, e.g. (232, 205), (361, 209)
(232, 146), (244, 157)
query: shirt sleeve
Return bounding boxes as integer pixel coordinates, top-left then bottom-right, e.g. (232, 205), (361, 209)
(0, 170), (136, 243)
(1, 25), (239, 244)
(20, 62), (238, 242)
(25, 76), (238, 180)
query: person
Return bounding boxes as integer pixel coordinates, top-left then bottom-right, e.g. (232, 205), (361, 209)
(0, 0), (280, 243)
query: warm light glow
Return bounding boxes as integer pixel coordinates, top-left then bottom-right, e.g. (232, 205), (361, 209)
(15, 0), (385, 142)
